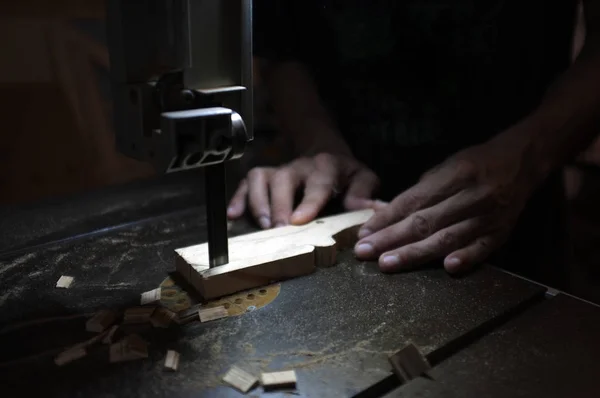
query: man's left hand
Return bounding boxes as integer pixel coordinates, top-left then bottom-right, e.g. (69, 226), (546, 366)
(354, 136), (542, 273)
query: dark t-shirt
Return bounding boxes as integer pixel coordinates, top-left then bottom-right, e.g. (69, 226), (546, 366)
(253, 0), (576, 287)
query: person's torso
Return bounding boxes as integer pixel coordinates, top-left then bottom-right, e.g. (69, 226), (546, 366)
(291, 0), (576, 172)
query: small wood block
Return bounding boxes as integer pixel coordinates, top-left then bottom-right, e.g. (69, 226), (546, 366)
(123, 306), (156, 324)
(223, 366), (258, 393)
(54, 346), (86, 366)
(175, 209), (373, 299)
(150, 307), (178, 328)
(102, 325), (121, 344)
(86, 309), (117, 333)
(125, 334), (149, 356)
(56, 275), (74, 289)
(109, 334), (148, 363)
(164, 350), (180, 371)
(260, 370), (297, 390)
(198, 306), (228, 322)
(388, 343), (431, 382)
(140, 287), (162, 305)
(177, 304), (202, 325)
(81, 328), (111, 347)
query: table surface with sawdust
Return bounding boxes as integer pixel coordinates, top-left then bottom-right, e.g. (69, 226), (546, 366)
(0, 170), (569, 398)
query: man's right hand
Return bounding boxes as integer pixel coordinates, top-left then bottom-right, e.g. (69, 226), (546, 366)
(227, 153), (380, 228)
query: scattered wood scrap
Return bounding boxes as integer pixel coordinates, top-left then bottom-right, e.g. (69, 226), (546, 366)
(56, 275), (74, 289)
(140, 287), (162, 305)
(261, 370), (297, 391)
(109, 334), (149, 363)
(54, 346), (86, 366)
(102, 325), (122, 345)
(150, 307), (178, 328)
(198, 306), (228, 323)
(388, 343), (431, 383)
(164, 350), (180, 371)
(177, 304), (202, 325)
(123, 306), (156, 324)
(175, 209), (373, 299)
(86, 309), (117, 333)
(223, 366), (258, 393)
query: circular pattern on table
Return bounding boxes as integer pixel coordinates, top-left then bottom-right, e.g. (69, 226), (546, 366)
(158, 276), (281, 317)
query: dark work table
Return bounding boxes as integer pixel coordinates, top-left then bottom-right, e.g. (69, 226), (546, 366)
(1, 169), (599, 398)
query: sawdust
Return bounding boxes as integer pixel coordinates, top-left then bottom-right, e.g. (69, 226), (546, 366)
(210, 340), (223, 356)
(0, 253), (37, 278)
(242, 342), (255, 355)
(100, 282), (136, 290)
(54, 253), (68, 264)
(27, 265), (52, 279)
(0, 292), (11, 307)
(97, 237), (129, 245)
(130, 239), (173, 248)
(0, 284), (25, 308)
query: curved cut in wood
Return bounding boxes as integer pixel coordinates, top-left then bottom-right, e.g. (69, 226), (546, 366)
(175, 209), (373, 299)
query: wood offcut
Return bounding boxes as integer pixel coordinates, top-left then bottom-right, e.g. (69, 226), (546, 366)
(223, 366), (258, 393)
(164, 350), (180, 371)
(175, 209), (373, 299)
(102, 325), (121, 344)
(260, 370), (297, 390)
(388, 343), (431, 382)
(123, 306), (156, 324)
(86, 309), (117, 333)
(109, 334), (149, 363)
(150, 307), (178, 328)
(140, 287), (161, 305)
(54, 346), (86, 366)
(198, 306), (228, 322)
(56, 275), (74, 289)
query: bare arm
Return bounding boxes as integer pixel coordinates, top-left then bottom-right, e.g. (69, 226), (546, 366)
(502, 0), (600, 181)
(263, 60), (353, 157)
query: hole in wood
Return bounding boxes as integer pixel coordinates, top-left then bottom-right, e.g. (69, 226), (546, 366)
(223, 303), (231, 309)
(234, 298), (243, 304)
(247, 294), (255, 300)
(259, 289), (267, 295)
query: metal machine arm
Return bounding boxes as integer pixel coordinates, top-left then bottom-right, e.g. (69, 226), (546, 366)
(106, 0), (253, 266)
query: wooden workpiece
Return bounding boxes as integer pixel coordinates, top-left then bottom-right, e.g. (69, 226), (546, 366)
(260, 370), (297, 390)
(56, 275), (74, 289)
(388, 343), (431, 382)
(175, 209), (373, 299)
(223, 366), (258, 393)
(86, 309), (117, 333)
(163, 350), (180, 371)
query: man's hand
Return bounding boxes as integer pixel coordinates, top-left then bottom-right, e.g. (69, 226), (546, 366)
(354, 137), (541, 274)
(227, 153), (380, 228)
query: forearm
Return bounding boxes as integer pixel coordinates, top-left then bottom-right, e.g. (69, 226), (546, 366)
(500, 29), (600, 181)
(263, 61), (352, 156)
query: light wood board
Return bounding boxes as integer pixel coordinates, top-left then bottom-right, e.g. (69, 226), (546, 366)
(175, 209), (373, 299)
